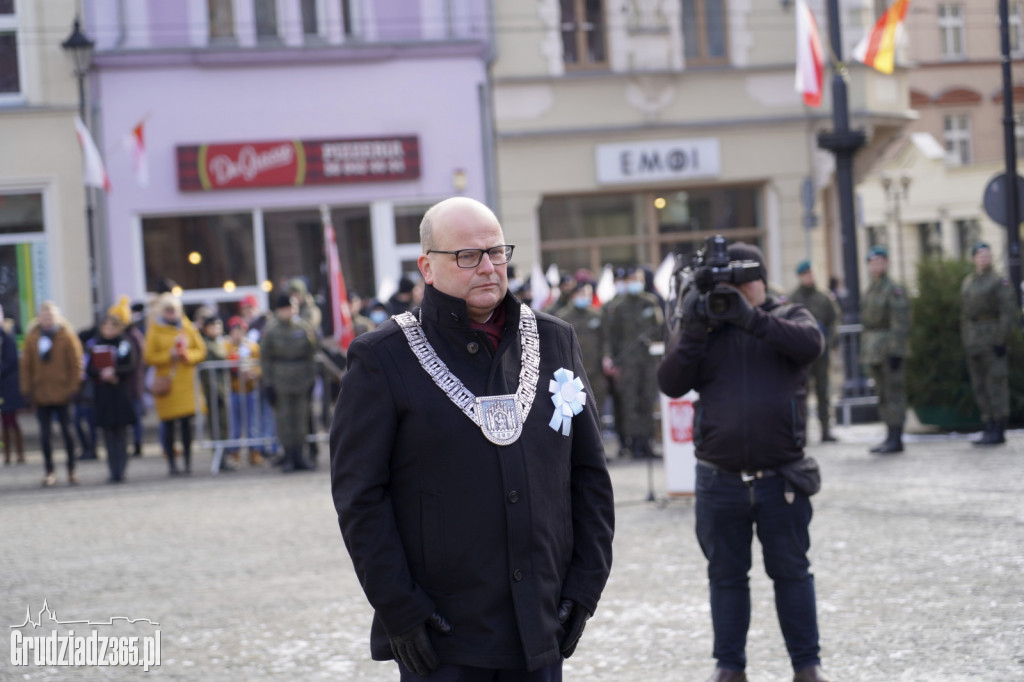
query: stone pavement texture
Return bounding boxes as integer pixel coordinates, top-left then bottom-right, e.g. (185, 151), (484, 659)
(0, 423), (1022, 681)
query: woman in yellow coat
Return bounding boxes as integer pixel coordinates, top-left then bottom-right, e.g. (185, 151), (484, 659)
(144, 294), (207, 475)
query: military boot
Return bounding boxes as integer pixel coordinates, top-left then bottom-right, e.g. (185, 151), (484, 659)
(873, 426), (903, 454)
(972, 421), (996, 446)
(993, 419), (1007, 444)
(820, 420), (837, 443)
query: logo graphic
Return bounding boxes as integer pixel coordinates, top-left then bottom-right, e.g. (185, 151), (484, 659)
(10, 600), (161, 671)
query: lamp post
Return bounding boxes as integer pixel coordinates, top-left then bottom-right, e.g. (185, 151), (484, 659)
(61, 17), (101, 325)
(880, 172), (911, 285)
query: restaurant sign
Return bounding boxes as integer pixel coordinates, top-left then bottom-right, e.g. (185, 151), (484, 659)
(176, 136), (420, 191)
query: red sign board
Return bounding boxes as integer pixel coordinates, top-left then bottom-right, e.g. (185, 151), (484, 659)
(177, 136), (420, 191)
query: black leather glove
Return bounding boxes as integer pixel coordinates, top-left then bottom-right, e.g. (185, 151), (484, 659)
(717, 287), (758, 333)
(557, 598), (591, 659)
(888, 356), (902, 371)
(680, 290), (709, 338)
(994, 345), (1007, 358)
(264, 386), (277, 407)
(389, 611), (452, 677)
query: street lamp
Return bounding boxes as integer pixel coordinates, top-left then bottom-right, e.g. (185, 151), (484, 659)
(880, 172), (911, 285)
(61, 17), (101, 325)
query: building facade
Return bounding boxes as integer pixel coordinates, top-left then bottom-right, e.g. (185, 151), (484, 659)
(0, 0), (94, 331)
(84, 0), (492, 323)
(490, 0), (914, 295)
(857, 0), (1024, 292)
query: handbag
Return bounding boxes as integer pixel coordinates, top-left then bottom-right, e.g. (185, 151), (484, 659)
(150, 369), (175, 397)
(777, 456), (821, 497)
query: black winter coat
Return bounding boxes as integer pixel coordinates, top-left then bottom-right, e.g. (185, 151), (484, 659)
(86, 334), (139, 428)
(0, 327), (25, 412)
(657, 295), (823, 471)
(330, 285), (614, 672)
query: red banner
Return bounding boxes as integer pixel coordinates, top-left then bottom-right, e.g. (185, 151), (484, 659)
(322, 207), (355, 350)
(177, 136), (420, 191)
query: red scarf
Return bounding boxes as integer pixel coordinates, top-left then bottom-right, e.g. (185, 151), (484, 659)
(468, 304), (506, 352)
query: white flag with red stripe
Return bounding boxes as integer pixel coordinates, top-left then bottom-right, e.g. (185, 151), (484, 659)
(795, 0), (825, 108)
(73, 115), (111, 191)
(123, 119), (149, 187)
(321, 205), (355, 350)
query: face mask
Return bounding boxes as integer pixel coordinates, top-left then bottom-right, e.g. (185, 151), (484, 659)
(369, 311), (388, 325)
(615, 283), (627, 295)
(573, 297), (590, 309)
(627, 281), (643, 295)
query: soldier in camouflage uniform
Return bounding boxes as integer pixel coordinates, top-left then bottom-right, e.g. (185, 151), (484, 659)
(602, 268), (664, 458)
(261, 293), (318, 472)
(789, 260), (840, 442)
(555, 281), (608, 426)
(860, 246), (911, 454)
(960, 242), (1020, 446)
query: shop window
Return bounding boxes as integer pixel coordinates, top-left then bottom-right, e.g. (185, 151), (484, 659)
(1012, 2), (1024, 57)
(0, 193), (44, 235)
(331, 206), (374, 299)
(560, 0), (607, 69)
(255, 0), (279, 40)
(938, 3), (965, 60)
(208, 0), (235, 41)
(917, 222), (942, 258)
(342, 0), (360, 38)
(394, 204), (429, 246)
(0, 0), (20, 96)
(263, 208), (324, 297)
(142, 213), (256, 293)
(683, 0), (728, 64)
(538, 185), (761, 275)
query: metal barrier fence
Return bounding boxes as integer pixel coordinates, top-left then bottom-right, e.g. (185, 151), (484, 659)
(835, 323), (878, 425)
(192, 353), (345, 473)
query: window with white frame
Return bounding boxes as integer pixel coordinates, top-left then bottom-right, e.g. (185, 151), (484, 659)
(208, 0), (235, 41)
(943, 114), (972, 166)
(1015, 113), (1024, 159)
(683, 0), (728, 64)
(1011, 2), (1023, 57)
(0, 0), (20, 97)
(938, 3), (965, 60)
(560, 0), (607, 69)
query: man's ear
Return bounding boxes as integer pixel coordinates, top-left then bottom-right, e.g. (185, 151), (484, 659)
(418, 254), (434, 285)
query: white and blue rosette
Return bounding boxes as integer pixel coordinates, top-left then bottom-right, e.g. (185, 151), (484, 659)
(548, 367), (587, 436)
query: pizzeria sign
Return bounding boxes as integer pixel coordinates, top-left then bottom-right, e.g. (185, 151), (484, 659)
(176, 135), (420, 191)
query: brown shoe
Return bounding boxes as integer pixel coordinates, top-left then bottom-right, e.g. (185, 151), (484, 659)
(794, 664), (835, 682)
(706, 667), (747, 682)
(249, 451), (264, 466)
(69, 472), (79, 485)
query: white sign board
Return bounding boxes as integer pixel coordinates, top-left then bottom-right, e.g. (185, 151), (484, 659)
(660, 390), (698, 495)
(596, 138), (720, 185)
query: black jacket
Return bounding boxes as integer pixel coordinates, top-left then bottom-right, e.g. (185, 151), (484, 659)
(330, 285), (614, 671)
(86, 334), (139, 428)
(657, 295), (823, 471)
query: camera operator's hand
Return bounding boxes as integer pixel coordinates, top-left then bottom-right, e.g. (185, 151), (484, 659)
(717, 286), (759, 333)
(680, 289), (709, 338)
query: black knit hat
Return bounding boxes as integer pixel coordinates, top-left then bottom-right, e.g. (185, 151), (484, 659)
(726, 242), (767, 282)
(273, 293), (294, 310)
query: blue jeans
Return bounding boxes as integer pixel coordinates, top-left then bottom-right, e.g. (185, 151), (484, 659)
(229, 390), (262, 450)
(694, 463), (820, 672)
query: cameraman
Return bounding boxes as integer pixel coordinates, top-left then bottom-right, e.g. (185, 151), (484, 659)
(657, 243), (833, 682)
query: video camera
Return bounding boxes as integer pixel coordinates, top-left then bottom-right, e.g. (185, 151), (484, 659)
(669, 235), (763, 330)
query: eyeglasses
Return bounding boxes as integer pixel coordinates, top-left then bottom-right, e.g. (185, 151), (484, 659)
(426, 244), (515, 269)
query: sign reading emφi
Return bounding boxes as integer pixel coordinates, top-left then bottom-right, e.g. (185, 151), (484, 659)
(177, 136), (420, 191)
(595, 137), (720, 185)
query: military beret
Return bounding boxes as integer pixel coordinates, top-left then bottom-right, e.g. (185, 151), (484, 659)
(273, 293), (294, 310)
(971, 242), (990, 256)
(867, 245), (888, 261)
(796, 259), (811, 275)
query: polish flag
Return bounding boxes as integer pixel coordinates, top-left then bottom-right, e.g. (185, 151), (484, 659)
(321, 205), (355, 350)
(124, 119), (149, 187)
(530, 262), (551, 311)
(73, 116), (111, 192)
(795, 0), (825, 108)
(851, 0), (910, 75)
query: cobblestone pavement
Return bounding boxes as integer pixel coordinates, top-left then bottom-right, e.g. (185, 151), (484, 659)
(0, 423), (1022, 681)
